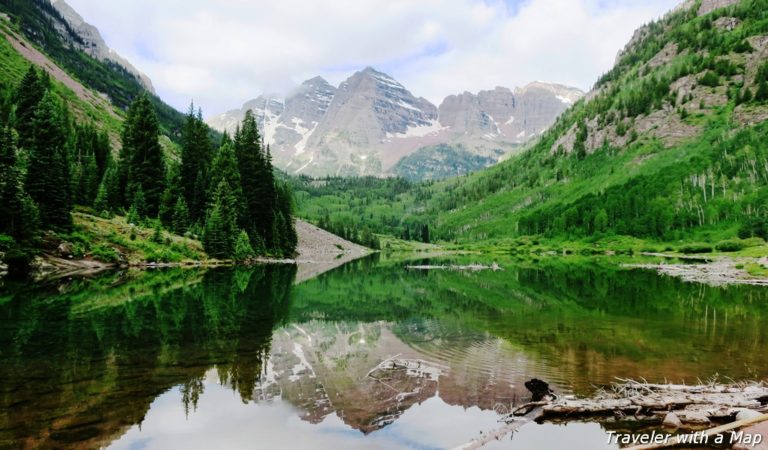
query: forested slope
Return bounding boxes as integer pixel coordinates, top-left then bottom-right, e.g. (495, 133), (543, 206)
(429, 0), (768, 245)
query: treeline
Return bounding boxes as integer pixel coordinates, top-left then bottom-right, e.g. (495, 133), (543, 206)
(0, 65), (296, 267)
(289, 175), (436, 245)
(518, 121), (768, 241)
(100, 97), (297, 259)
(316, 215), (381, 249)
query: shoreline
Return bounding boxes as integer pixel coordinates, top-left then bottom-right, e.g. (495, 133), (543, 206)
(624, 253), (768, 287)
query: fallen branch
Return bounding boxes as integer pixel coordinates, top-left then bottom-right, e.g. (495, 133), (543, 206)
(452, 378), (768, 450)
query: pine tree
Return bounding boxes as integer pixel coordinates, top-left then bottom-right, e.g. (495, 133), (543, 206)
(26, 92), (72, 231)
(233, 230), (255, 261)
(172, 197), (190, 234)
(101, 161), (122, 212)
(151, 221), (164, 244)
(421, 224), (430, 243)
(203, 180), (238, 258)
(756, 79), (768, 102)
(14, 66), (48, 148)
(235, 110), (275, 249)
(209, 141), (245, 223)
(0, 126), (39, 241)
(158, 165), (183, 228)
(273, 182), (297, 256)
(93, 179), (109, 216)
(82, 154), (100, 205)
(129, 187), (147, 222)
(181, 104), (212, 223)
(120, 94), (165, 216)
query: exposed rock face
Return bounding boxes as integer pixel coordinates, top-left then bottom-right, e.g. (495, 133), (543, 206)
(299, 67), (439, 175)
(48, 0), (155, 94)
(697, 0), (740, 16)
(208, 68), (583, 178)
(553, 21), (768, 158)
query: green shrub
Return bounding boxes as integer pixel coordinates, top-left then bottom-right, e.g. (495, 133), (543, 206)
(0, 234), (15, 251)
(714, 240), (744, 252)
(90, 245), (120, 263)
(145, 249), (178, 263)
(741, 237), (766, 248)
(234, 230), (255, 261)
(66, 231), (92, 247)
(678, 243), (713, 254)
(699, 71), (720, 87)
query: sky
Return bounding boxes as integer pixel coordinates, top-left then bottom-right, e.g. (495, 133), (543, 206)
(64, 0), (681, 117)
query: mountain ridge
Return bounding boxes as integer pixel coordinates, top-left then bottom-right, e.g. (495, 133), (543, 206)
(48, 0), (156, 94)
(207, 68), (583, 178)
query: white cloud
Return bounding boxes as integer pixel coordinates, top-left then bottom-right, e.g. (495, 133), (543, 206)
(64, 0), (680, 116)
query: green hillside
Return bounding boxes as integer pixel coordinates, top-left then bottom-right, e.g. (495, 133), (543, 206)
(293, 0), (768, 252)
(0, 0), (188, 138)
(430, 0), (768, 246)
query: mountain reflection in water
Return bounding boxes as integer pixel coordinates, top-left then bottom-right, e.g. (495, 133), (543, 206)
(1, 256), (767, 449)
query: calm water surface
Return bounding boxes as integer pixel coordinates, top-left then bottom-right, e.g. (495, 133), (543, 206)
(1, 256), (766, 449)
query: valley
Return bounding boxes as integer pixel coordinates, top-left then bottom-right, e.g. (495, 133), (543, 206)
(1, 0), (768, 449)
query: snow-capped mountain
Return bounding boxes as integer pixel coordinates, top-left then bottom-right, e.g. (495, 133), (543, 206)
(207, 67), (584, 178)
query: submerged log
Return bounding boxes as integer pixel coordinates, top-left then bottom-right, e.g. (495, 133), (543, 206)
(539, 379), (768, 421)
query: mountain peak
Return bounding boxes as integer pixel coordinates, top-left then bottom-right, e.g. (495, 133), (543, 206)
(208, 68), (582, 178)
(48, 0), (155, 94)
(302, 76), (331, 87)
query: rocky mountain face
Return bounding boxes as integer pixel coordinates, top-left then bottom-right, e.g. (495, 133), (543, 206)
(207, 67), (583, 178)
(48, 0), (155, 93)
(550, 0), (768, 159)
(254, 320), (529, 433)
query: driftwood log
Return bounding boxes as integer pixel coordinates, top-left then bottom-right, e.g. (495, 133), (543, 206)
(454, 378), (768, 450)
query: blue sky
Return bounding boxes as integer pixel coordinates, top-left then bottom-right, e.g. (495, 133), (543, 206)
(64, 0), (680, 116)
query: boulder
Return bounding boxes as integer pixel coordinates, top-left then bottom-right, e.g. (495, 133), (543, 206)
(56, 242), (75, 258)
(663, 412), (682, 429)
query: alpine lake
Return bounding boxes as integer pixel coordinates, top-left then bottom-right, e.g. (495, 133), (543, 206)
(1, 254), (767, 450)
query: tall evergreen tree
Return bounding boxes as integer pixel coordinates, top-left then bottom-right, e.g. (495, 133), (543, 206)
(119, 94), (165, 216)
(203, 180), (239, 258)
(235, 110), (275, 249)
(172, 197), (190, 234)
(159, 164), (183, 228)
(181, 104), (212, 223)
(274, 182), (297, 256)
(25, 92), (72, 231)
(0, 126), (39, 241)
(14, 66), (49, 148)
(210, 142), (244, 220)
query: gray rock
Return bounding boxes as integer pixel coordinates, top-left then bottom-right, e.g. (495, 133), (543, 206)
(736, 409), (763, 421)
(663, 412), (682, 428)
(698, 0), (740, 16)
(679, 411), (711, 426)
(48, 0), (155, 93)
(56, 242), (75, 259)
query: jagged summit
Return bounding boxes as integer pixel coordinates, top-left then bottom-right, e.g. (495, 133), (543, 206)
(207, 67), (583, 178)
(49, 0), (155, 93)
